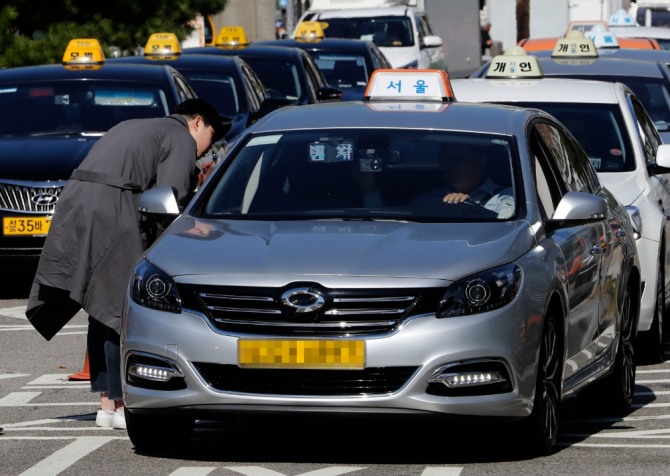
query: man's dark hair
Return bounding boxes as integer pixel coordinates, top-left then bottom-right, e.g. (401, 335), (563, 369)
(174, 98), (230, 142)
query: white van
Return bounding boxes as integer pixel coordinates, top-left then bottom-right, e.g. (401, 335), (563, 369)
(295, 6), (445, 70)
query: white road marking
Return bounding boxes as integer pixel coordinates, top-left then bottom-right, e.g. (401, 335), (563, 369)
(0, 373), (30, 380)
(0, 392), (95, 407)
(28, 374), (85, 386)
(17, 436), (115, 476)
(223, 467), (365, 476)
(421, 468), (463, 476)
(0, 306), (28, 319)
(170, 468), (218, 476)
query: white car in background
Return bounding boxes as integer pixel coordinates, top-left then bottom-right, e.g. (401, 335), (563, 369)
(453, 46), (670, 362)
(295, 6), (444, 70)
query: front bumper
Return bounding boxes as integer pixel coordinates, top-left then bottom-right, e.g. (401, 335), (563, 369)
(121, 297), (543, 421)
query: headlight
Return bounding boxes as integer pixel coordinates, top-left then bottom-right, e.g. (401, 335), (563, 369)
(130, 259), (181, 313)
(438, 263), (521, 318)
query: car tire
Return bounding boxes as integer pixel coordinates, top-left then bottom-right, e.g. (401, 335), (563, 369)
(519, 310), (561, 456)
(579, 284), (636, 413)
(126, 408), (194, 453)
(637, 265), (664, 364)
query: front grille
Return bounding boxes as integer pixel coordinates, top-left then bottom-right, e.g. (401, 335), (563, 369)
(0, 182), (65, 213)
(179, 283), (444, 336)
(192, 363), (419, 395)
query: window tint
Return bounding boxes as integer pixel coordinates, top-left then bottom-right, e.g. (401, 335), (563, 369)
(534, 122), (596, 194)
(631, 96), (661, 166)
(0, 81), (169, 136)
(321, 16), (415, 48)
(515, 102), (634, 173)
(199, 129), (517, 222)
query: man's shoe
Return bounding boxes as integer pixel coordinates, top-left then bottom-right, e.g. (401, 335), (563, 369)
(95, 409), (114, 428)
(112, 411), (126, 430)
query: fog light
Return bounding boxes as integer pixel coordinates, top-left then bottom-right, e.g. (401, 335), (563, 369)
(129, 363), (178, 382)
(440, 371), (505, 388)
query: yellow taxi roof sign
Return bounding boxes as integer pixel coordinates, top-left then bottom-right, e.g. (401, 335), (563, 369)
(608, 9), (636, 27)
(585, 26), (620, 48)
(486, 46), (543, 79)
(144, 32), (182, 58)
(551, 30), (598, 58)
(363, 69), (455, 102)
(295, 21), (326, 41)
(215, 26), (249, 47)
(62, 38), (105, 66)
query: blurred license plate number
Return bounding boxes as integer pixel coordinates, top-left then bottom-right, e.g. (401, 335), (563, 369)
(238, 339), (365, 369)
(3, 217), (51, 236)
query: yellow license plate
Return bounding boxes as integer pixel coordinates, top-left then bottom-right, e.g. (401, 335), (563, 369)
(238, 339), (365, 369)
(3, 216), (51, 236)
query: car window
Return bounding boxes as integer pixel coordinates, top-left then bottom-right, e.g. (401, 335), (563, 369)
(0, 81), (169, 136)
(242, 57), (302, 102)
(514, 102), (635, 173)
(631, 96), (662, 166)
(533, 121), (598, 194)
(197, 129), (518, 222)
(312, 53), (369, 88)
(530, 125), (567, 218)
(303, 53), (326, 97)
(181, 72), (240, 116)
(173, 74), (195, 103)
(322, 16), (415, 48)
(240, 62), (266, 112)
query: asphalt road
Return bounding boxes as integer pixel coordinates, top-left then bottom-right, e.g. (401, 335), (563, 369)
(2, 265), (670, 475)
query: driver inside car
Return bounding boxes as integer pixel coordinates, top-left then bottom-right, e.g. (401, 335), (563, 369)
(415, 142), (515, 218)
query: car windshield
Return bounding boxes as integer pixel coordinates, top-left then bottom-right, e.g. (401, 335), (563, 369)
(311, 54), (369, 89)
(0, 81), (169, 137)
(549, 74), (670, 131)
(321, 16), (414, 48)
(515, 102), (635, 173)
(181, 72), (240, 116)
(241, 58), (302, 102)
(197, 129), (518, 223)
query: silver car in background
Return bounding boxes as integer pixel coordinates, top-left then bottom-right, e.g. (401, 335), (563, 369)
(121, 81), (640, 456)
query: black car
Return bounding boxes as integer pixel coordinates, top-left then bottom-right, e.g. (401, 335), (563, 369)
(254, 37), (393, 101)
(184, 44), (343, 105)
(0, 40), (197, 261)
(110, 34), (289, 142)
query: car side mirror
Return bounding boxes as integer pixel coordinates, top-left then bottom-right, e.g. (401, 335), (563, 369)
(422, 35), (443, 48)
(317, 85), (344, 102)
(545, 191), (607, 233)
(255, 97), (293, 120)
(649, 143), (670, 175)
(138, 187), (180, 216)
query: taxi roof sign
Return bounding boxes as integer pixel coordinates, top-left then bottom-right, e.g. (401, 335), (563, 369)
(62, 38), (105, 66)
(215, 26), (249, 47)
(295, 21), (326, 41)
(608, 9), (637, 27)
(551, 30), (598, 58)
(585, 26), (620, 48)
(144, 32), (182, 58)
(363, 69), (455, 102)
(486, 46), (543, 79)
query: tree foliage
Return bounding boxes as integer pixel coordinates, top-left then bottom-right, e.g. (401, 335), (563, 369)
(0, 0), (228, 67)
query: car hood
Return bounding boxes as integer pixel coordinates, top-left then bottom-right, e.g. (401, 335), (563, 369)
(0, 136), (98, 181)
(598, 171), (645, 206)
(147, 217), (535, 281)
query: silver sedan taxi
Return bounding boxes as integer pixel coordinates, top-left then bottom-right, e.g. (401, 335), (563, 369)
(454, 42), (670, 363)
(122, 69), (640, 456)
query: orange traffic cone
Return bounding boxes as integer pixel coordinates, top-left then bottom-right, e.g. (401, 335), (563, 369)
(68, 350), (90, 381)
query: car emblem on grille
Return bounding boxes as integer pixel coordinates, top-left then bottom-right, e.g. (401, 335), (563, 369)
(281, 288), (325, 313)
(31, 192), (59, 206)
